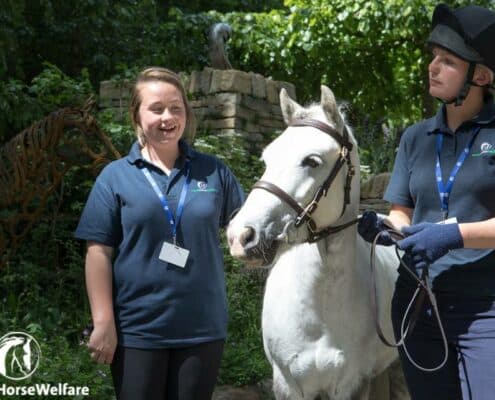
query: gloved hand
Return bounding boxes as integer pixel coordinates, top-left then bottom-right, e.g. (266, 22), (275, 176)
(397, 222), (464, 269)
(358, 210), (395, 246)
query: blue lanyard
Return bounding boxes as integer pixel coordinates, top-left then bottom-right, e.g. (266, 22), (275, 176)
(142, 161), (191, 243)
(435, 127), (480, 220)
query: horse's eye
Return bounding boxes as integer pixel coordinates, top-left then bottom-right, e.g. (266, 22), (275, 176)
(302, 156), (321, 168)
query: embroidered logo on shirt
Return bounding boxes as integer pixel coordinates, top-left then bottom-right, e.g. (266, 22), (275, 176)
(191, 181), (218, 193)
(472, 142), (495, 156)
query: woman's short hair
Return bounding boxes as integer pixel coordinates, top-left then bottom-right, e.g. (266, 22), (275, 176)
(129, 67), (196, 146)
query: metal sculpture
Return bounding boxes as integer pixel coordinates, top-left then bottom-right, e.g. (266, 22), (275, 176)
(208, 22), (233, 70)
(0, 99), (121, 267)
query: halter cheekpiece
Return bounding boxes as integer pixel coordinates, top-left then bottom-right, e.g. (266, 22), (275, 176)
(252, 118), (357, 243)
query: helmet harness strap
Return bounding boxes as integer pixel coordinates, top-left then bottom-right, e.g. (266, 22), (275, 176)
(438, 62), (476, 106)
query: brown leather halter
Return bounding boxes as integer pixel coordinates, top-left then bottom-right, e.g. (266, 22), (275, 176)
(252, 118), (358, 243)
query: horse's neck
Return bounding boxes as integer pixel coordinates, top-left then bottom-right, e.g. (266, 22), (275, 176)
(323, 226), (359, 287)
(277, 226), (358, 288)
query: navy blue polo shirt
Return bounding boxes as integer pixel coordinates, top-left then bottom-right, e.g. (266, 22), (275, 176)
(75, 140), (245, 348)
(385, 97), (495, 296)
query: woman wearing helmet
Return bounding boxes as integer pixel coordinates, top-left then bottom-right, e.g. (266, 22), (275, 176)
(359, 4), (495, 399)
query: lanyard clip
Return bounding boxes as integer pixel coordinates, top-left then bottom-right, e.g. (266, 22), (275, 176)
(442, 210), (448, 221)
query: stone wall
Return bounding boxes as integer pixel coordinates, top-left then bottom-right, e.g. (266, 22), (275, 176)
(99, 68), (296, 146)
(359, 172), (391, 215)
(188, 68), (295, 145)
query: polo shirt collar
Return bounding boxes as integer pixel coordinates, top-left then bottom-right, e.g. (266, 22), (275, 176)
(473, 95), (495, 124)
(427, 95), (495, 136)
(126, 139), (196, 165)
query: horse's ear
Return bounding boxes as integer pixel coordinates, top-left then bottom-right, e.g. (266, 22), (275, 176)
(321, 85), (343, 129)
(280, 88), (302, 125)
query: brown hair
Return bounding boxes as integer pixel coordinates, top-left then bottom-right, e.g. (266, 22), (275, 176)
(129, 67), (196, 146)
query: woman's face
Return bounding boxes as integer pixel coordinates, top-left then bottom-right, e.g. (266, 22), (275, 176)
(428, 47), (469, 101)
(137, 81), (186, 149)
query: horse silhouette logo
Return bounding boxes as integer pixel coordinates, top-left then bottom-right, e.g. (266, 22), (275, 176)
(481, 142), (493, 153)
(0, 332), (41, 380)
(197, 181), (208, 190)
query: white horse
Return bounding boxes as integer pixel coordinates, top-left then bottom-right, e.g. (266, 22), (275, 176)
(227, 86), (406, 400)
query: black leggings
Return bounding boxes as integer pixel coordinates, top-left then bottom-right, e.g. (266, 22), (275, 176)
(111, 340), (224, 400)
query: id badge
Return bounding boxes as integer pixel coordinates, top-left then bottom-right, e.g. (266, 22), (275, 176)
(159, 241), (190, 268)
(438, 217), (458, 225)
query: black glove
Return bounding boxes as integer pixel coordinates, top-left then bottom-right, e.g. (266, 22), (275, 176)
(358, 210), (395, 246)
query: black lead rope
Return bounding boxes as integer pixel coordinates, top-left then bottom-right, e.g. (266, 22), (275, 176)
(370, 228), (449, 372)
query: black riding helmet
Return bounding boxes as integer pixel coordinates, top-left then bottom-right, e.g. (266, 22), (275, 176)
(427, 4), (495, 106)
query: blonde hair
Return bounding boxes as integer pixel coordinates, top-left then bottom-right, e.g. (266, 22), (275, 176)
(129, 67), (196, 146)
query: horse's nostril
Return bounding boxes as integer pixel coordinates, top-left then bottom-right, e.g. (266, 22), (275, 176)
(239, 227), (255, 247)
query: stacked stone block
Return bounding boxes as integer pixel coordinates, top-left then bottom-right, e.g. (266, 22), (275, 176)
(359, 172), (392, 215)
(99, 80), (132, 121)
(188, 68), (295, 144)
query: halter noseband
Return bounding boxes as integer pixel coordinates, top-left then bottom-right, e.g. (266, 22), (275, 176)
(252, 118), (357, 243)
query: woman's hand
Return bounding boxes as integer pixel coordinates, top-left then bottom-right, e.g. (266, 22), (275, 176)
(398, 222), (464, 268)
(85, 242), (116, 364)
(358, 210), (395, 246)
(88, 319), (117, 364)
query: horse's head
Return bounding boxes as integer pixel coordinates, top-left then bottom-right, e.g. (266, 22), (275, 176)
(227, 85), (360, 267)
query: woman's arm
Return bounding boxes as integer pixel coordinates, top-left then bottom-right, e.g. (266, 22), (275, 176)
(459, 218), (495, 249)
(385, 204), (413, 231)
(85, 241), (117, 364)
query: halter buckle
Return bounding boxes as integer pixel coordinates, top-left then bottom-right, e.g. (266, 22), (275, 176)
(294, 200), (318, 228)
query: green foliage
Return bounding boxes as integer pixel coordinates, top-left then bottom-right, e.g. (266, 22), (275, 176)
(167, 0), (284, 13)
(0, 78), (43, 143)
(354, 119), (403, 178)
(194, 131), (271, 192)
(0, 64), (93, 143)
(4, 0), (495, 135)
(29, 63), (92, 109)
(96, 109), (136, 154)
(0, 1), (26, 80)
(1, 0), (284, 89)
(220, 260), (271, 385)
(0, 219), (115, 399)
(0, 339), (114, 400)
(217, 1), (429, 124)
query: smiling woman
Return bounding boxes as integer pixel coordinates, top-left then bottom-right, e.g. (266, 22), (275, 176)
(129, 68), (194, 174)
(74, 67), (245, 400)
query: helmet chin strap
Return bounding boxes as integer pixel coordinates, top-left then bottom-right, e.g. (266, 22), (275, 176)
(437, 62), (476, 106)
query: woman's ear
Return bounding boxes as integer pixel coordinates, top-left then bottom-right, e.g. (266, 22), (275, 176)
(474, 65), (494, 86)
